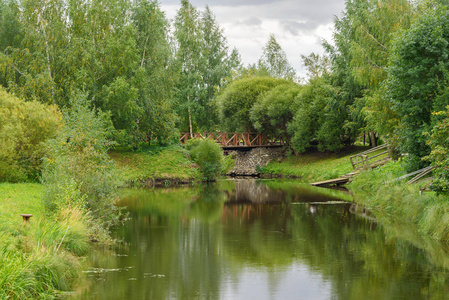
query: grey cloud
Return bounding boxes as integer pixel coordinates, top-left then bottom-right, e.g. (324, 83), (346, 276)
(266, 1), (345, 24)
(159, 0), (278, 6)
(160, 0), (345, 26)
(280, 20), (318, 36)
(238, 16), (262, 26)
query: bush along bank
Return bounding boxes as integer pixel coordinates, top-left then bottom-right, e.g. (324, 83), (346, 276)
(0, 96), (124, 299)
(349, 159), (449, 242)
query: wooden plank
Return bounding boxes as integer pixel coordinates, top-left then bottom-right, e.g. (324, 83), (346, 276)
(367, 150), (389, 161)
(310, 177), (349, 187)
(407, 166), (434, 185)
(349, 144), (389, 159)
(393, 166), (433, 182)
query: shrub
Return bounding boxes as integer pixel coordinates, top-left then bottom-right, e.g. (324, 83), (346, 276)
(187, 139), (224, 181)
(424, 107), (449, 194)
(0, 87), (62, 182)
(42, 94), (122, 234)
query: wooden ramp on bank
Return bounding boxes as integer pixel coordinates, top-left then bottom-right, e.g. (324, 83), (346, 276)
(311, 145), (391, 188)
(310, 177), (350, 187)
(310, 172), (358, 187)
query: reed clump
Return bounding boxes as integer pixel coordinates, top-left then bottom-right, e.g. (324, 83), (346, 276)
(0, 203), (90, 299)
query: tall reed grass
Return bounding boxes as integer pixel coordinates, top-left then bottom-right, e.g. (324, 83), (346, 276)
(349, 160), (449, 242)
(0, 203), (90, 299)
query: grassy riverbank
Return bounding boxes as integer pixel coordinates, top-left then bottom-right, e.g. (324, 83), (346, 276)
(0, 183), (90, 298)
(110, 145), (201, 186)
(349, 160), (449, 242)
(109, 144), (370, 185)
(263, 145), (449, 244)
(262, 146), (370, 182)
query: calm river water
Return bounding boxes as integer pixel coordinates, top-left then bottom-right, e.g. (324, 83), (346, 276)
(73, 179), (449, 299)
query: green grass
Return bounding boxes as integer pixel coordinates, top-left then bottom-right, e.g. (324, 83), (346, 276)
(262, 146), (371, 182)
(0, 183), (90, 299)
(349, 159), (449, 242)
(109, 145), (201, 184)
(0, 183), (45, 232)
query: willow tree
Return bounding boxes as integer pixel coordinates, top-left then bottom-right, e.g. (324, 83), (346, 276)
(216, 76), (291, 132)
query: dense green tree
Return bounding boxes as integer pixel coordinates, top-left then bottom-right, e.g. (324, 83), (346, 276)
(0, 0), (179, 145)
(0, 87), (62, 182)
(288, 78), (331, 152)
(216, 76), (291, 132)
(347, 0), (414, 87)
(0, 0), (22, 50)
(258, 34), (296, 80)
(328, 0), (414, 148)
(173, 0), (203, 134)
(323, 39), (365, 148)
(387, 3), (449, 170)
(250, 82), (301, 143)
(0, 0), (68, 104)
(67, 0), (140, 126)
(131, 0), (178, 144)
(424, 107), (449, 193)
(199, 6), (241, 127)
(174, 1), (241, 133)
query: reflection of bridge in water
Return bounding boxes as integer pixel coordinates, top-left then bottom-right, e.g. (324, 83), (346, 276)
(179, 133), (285, 149)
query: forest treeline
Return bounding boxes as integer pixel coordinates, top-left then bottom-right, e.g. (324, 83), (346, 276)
(2, 0), (449, 190)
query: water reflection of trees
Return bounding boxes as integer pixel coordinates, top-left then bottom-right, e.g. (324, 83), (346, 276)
(78, 181), (449, 300)
(224, 179), (352, 204)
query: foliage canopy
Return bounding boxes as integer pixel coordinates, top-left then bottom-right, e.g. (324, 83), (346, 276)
(0, 87), (61, 182)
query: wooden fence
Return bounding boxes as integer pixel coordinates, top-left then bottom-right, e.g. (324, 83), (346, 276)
(349, 144), (391, 170)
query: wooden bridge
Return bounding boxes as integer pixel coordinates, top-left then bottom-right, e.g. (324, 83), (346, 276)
(179, 133), (285, 149)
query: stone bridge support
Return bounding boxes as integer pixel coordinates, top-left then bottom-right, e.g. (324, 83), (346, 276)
(226, 147), (283, 176)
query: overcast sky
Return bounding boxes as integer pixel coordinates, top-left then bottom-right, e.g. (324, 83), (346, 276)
(158, 0), (346, 78)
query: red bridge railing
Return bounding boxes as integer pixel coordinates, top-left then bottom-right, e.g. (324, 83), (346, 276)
(179, 133), (285, 148)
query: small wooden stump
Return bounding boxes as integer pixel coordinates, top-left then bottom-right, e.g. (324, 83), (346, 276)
(20, 214), (33, 222)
